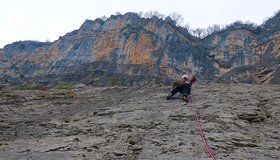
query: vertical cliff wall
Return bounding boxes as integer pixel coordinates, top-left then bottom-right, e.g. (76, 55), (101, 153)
(1, 12), (280, 85)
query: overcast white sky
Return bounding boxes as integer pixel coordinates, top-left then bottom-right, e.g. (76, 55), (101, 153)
(1, 0), (280, 48)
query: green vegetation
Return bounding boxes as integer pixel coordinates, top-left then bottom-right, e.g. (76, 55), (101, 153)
(55, 82), (72, 90)
(65, 90), (76, 97)
(110, 75), (119, 86)
(15, 85), (48, 90)
(12, 82), (76, 97)
(55, 82), (76, 97)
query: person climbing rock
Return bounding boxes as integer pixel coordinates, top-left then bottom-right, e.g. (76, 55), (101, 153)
(166, 74), (196, 102)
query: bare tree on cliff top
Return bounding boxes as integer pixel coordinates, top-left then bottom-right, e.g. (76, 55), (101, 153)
(192, 28), (204, 38)
(144, 11), (164, 19)
(169, 12), (184, 26)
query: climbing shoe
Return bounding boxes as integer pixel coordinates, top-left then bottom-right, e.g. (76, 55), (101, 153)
(166, 93), (173, 100)
(182, 96), (189, 102)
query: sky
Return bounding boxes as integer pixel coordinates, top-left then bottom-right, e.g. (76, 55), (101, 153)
(1, 0), (280, 48)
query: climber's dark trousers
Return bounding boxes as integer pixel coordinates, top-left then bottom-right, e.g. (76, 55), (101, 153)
(170, 83), (191, 97)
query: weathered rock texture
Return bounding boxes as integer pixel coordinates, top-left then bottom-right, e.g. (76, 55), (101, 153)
(1, 12), (280, 85)
(0, 83), (279, 159)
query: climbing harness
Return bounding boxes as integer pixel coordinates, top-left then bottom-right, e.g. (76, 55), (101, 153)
(188, 96), (217, 160)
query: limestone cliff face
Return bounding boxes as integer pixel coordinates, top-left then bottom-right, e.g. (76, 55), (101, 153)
(0, 13), (207, 85)
(1, 12), (280, 85)
(250, 12), (280, 84)
(201, 25), (258, 82)
(200, 13), (280, 83)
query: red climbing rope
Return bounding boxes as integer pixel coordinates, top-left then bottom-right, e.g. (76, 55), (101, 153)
(188, 96), (217, 160)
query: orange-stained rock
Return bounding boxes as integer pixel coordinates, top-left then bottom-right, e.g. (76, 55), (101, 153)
(1, 12), (280, 84)
(124, 33), (160, 64)
(272, 33), (280, 57)
(92, 31), (123, 60)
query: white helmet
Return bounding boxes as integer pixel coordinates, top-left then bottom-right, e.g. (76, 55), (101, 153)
(182, 74), (188, 79)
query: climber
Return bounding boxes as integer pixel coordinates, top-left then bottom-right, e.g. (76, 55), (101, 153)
(166, 74), (196, 102)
